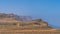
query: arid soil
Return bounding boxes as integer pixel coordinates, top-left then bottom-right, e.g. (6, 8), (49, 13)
(0, 29), (60, 34)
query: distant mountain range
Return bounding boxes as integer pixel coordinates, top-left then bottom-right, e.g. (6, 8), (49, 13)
(0, 13), (52, 29)
(0, 13), (32, 21)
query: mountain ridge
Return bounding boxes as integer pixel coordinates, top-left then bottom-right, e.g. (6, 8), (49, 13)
(0, 13), (52, 29)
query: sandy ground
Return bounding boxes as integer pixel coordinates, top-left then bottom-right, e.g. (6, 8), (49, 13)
(0, 29), (60, 34)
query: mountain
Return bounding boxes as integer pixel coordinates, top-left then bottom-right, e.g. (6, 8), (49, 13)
(0, 13), (32, 21)
(0, 13), (52, 30)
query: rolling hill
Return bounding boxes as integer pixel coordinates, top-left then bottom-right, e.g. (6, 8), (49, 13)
(0, 13), (52, 30)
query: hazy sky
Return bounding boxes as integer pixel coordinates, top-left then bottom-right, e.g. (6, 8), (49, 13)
(0, 0), (60, 28)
